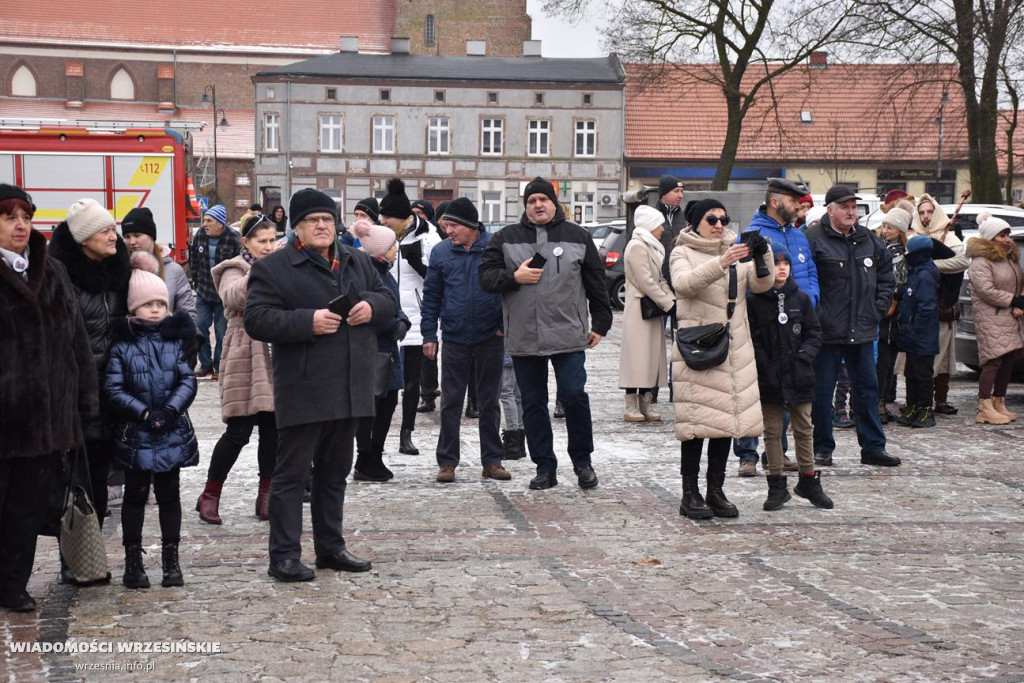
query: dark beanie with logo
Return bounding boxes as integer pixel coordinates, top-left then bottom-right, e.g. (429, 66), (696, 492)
(289, 188), (338, 226)
(523, 177), (557, 206)
(121, 207), (157, 240)
(379, 178), (412, 220)
(658, 174), (683, 198)
(442, 197), (481, 229)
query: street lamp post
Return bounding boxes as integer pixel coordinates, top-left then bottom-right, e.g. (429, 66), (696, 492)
(201, 85), (229, 205)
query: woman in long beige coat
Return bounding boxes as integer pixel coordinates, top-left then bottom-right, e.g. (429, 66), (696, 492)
(670, 199), (774, 520)
(619, 205), (675, 422)
(966, 214), (1024, 425)
(196, 216), (278, 524)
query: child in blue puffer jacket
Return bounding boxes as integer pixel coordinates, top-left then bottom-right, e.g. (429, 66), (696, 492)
(104, 253), (198, 590)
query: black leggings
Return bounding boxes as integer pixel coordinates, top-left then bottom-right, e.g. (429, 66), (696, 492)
(401, 346), (425, 431)
(85, 437), (113, 529)
(121, 468), (181, 546)
(208, 412), (278, 482)
(680, 437), (731, 476)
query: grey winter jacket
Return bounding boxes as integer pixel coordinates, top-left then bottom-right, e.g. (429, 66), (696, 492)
(162, 249), (198, 326)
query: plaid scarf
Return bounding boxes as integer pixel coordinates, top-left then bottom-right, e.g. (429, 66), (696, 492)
(289, 232), (340, 275)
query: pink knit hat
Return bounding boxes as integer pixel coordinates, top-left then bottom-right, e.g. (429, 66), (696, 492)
(127, 268), (169, 313)
(351, 216), (396, 257)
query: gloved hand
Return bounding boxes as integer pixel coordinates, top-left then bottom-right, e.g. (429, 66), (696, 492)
(392, 320), (410, 342)
(1012, 296), (1024, 310)
(749, 233), (770, 258)
(145, 407), (175, 432)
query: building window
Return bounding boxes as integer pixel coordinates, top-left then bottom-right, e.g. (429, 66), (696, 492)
(574, 120), (596, 157)
(582, 92), (593, 106)
(534, 92), (544, 105)
(326, 88), (337, 100)
(528, 120), (550, 157)
(380, 89), (391, 102)
(236, 173), (251, 186)
(487, 91), (498, 104)
(319, 114), (343, 153)
(425, 14), (436, 46)
(11, 65), (36, 97)
(110, 68), (135, 100)
(481, 118), (503, 156)
(264, 113), (280, 152)
(481, 191), (502, 223)
(373, 115), (396, 154)
(574, 192), (595, 223)
(428, 116), (450, 155)
(434, 90), (445, 103)
(266, 86), (276, 99)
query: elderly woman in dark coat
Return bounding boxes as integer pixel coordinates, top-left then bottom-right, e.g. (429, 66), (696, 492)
(47, 198), (132, 527)
(0, 184), (97, 612)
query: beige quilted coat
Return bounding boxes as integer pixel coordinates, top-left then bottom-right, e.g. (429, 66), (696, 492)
(966, 237), (1024, 365)
(212, 255), (274, 421)
(669, 229), (774, 441)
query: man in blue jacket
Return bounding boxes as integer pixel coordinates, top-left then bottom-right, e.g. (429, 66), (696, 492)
(421, 198), (509, 483)
(734, 177), (820, 475)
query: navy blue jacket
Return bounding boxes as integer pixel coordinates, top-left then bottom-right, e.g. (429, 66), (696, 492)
(748, 278), (822, 404)
(898, 252), (940, 356)
(422, 232), (504, 346)
(741, 210), (819, 307)
(104, 311), (199, 472)
(372, 256), (409, 393)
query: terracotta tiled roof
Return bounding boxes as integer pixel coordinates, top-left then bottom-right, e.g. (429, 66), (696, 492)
(0, 99), (254, 159)
(625, 62), (969, 164)
(0, 0), (394, 53)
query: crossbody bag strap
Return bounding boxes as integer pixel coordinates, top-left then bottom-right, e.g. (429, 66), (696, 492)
(726, 265), (737, 320)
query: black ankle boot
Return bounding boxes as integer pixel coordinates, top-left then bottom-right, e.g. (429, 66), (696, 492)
(705, 470), (738, 518)
(502, 428), (524, 460)
(763, 475), (791, 511)
(123, 545), (150, 589)
(679, 474), (713, 519)
(465, 397), (479, 418)
(793, 471), (834, 509)
(161, 542), (184, 587)
(398, 429), (419, 455)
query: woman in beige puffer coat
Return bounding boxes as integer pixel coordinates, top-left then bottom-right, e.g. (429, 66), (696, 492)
(196, 216), (278, 524)
(965, 214), (1024, 425)
(670, 199), (774, 520)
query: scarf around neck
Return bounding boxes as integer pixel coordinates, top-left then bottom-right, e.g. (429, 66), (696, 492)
(289, 232), (340, 275)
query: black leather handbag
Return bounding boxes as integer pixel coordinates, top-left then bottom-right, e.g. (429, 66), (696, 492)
(676, 266), (736, 370)
(640, 295), (664, 320)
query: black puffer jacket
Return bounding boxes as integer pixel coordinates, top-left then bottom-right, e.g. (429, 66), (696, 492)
(748, 278), (822, 404)
(47, 222), (131, 438)
(805, 216), (894, 345)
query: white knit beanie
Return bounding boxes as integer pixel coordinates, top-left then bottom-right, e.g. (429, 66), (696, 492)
(978, 213), (1012, 242)
(882, 208), (911, 234)
(66, 198), (115, 244)
(634, 205), (666, 233)
(127, 268), (169, 313)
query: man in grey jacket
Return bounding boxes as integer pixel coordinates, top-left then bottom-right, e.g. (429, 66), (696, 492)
(480, 177), (612, 491)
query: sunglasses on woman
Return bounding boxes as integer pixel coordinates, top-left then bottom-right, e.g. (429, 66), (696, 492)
(704, 215), (731, 226)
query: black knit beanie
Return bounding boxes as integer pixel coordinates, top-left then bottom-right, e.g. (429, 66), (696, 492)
(354, 197), (380, 224)
(658, 175), (683, 198)
(442, 197), (481, 229)
(121, 206), (157, 240)
(435, 200), (451, 221)
(411, 199), (435, 222)
(523, 177), (557, 206)
(683, 198), (727, 228)
(0, 183), (36, 212)
(289, 188), (338, 226)
(379, 178), (412, 220)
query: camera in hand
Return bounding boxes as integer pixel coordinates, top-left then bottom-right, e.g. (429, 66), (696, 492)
(739, 231), (771, 279)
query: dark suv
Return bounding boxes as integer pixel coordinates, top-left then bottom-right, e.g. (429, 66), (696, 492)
(599, 225), (628, 310)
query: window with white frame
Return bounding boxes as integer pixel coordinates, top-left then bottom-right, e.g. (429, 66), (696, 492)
(528, 119), (550, 157)
(373, 115), (395, 154)
(481, 118), (503, 156)
(574, 120), (596, 157)
(481, 191), (502, 222)
(319, 114), (343, 153)
(574, 192), (595, 223)
(428, 116), (450, 155)
(264, 112), (280, 152)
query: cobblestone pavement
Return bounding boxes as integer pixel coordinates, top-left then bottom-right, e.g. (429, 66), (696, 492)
(4, 313), (1024, 681)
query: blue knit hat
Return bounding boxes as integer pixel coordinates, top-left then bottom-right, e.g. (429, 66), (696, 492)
(907, 235), (934, 254)
(205, 204), (228, 226)
(770, 239), (791, 264)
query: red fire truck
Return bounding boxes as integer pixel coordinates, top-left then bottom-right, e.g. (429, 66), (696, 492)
(0, 121), (202, 263)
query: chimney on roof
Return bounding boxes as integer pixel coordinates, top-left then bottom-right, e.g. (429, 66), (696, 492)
(809, 51), (828, 69)
(340, 36), (358, 53)
(391, 37), (411, 54)
(467, 40), (486, 56)
(523, 40), (542, 57)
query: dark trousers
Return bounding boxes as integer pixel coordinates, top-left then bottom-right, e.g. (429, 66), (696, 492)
(121, 468), (181, 546)
(904, 352), (936, 408)
(209, 412), (278, 482)
(85, 437), (113, 529)
(436, 336), (504, 468)
(512, 351), (594, 475)
(680, 438), (730, 475)
(876, 337), (900, 404)
(421, 353), (439, 397)
(270, 419), (355, 562)
(400, 346), (424, 431)
(979, 351), (1018, 399)
(0, 452), (59, 596)
(356, 390), (400, 456)
(813, 343), (886, 455)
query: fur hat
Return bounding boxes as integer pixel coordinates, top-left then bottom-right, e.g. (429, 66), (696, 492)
(204, 204), (228, 227)
(379, 178), (412, 220)
(979, 213), (1012, 241)
(127, 263), (169, 312)
(523, 177), (558, 206)
(289, 189), (338, 226)
(354, 197), (380, 223)
(633, 205), (665, 233)
(442, 197), (481, 229)
(658, 174), (683, 198)
(66, 198), (115, 244)
(350, 216), (396, 257)
(129, 249), (161, 274)
(883, 207), (911, 234)
(121, 206), (157, 241)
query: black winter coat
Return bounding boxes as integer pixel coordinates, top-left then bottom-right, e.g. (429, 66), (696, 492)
(105, 312), (199, 472)
(244, 241), (398, 429)
(0, 229), (98, 459)
(805, 216), (894, 345)
(748, 278), (822, 404)
(47, 222), (131, 440)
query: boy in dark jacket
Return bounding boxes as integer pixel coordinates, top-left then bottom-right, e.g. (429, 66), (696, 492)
(896, 235), (940, 428)
(104, 258), (198, 589)
(749, 244), (833, 511)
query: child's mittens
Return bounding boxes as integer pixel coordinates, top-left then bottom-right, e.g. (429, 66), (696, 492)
(145, 407), (175, 432)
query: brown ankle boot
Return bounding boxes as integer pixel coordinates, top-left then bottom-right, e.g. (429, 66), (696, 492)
(255, 477), (271, 520)
(977, 398), (1011, 425)
(934, 373), (958, 414)
(195, 479), (223, 525)
(992, 397), (1016, 421)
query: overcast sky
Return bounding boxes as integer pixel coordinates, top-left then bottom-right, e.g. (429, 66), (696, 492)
(526, 0), (606, 58)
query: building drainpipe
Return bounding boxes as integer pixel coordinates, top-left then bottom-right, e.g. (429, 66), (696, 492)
(286, 80), (292, 203)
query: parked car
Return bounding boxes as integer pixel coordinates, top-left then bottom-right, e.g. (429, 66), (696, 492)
(585, 218), (626, 252)
(955, 227), (1024, 373)
(601, 224), (628, 310)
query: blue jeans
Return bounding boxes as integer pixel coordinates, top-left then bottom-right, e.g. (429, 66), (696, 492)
(512, 352), (593, 475)
(812, 343), (886, 455)
(734, 409), (789, 462)
(196, 298), (227, 371)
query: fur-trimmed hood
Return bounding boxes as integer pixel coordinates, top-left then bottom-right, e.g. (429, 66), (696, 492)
(967, 236), (1019, 264)
(47, 221), (132, 294)
(112, 309), (196, 343)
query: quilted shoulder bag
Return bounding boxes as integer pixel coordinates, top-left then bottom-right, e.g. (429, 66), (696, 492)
(675, 265), (736, 371)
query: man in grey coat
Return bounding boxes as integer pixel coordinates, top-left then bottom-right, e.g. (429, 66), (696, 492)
(244, 189), (396, 582)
